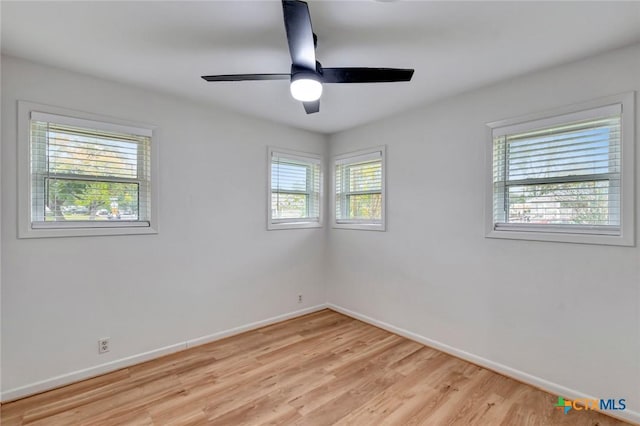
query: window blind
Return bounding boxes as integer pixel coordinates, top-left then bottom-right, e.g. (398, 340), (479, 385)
(30, 112), (152, 227)
(492, 106), (622, 234)
(335, 151), (383, 223)
(271, 151), (321, 223)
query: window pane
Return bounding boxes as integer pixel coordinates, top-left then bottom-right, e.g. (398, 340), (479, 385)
(493, 112), (622, 231)
(507, 118), (620, 181)
(45, 178), (139, 221)
(348, 161), (382, 192)
(271, 161), (309, 192)
(335, 152), (384, 225)
(270, 152), (321, 224)
(26, 110), (153, 236)
(507, 181), (618, 226)
(45, 123), (143, 179)
(346, 193), (382, 221)
(272, 192), (309, 219)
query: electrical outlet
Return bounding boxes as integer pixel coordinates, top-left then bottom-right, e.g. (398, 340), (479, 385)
(298, 294), (303, 303)
(98, 338), (110, 354)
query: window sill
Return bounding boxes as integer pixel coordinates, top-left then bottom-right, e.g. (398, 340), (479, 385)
(485, 228), (633, 247)
(333, 222), (386, 232)
(19, 224), (158, 239)
(267, 221), (322, 231)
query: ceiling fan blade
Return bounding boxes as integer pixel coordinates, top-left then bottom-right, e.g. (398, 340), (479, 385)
(303, 100), (320, 114)
(282, 0), (316, 70)
(321, 68), (414, 83)
(201, 74), (290, 82)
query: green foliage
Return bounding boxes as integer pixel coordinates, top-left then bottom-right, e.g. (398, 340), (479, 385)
(46, 180), (138, 221)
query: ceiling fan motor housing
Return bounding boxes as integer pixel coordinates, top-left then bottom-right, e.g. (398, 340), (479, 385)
(290, 63), (323, 81)
(290, 64), (323, 102)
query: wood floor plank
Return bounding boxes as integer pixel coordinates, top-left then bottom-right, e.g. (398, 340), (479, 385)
(292, 367), (404, 426)
(333, 354), (465, 425)
(0, 309), (631, 425)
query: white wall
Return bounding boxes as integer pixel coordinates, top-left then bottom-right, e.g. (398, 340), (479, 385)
(328, 43), (640, 419)
(0, 56), (327, 398)
(0, 53), (3, 400)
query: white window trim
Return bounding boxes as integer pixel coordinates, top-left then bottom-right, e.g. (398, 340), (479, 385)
(332, 146), (386, 231)
(17, 101), (159, 238)
(485, 92), (635, 246)
(267, 146), (323, 230)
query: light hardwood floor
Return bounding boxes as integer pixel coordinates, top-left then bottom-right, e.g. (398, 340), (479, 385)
(1, 309), (630, 425)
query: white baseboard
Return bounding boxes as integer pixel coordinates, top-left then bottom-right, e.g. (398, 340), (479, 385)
(0, 342), (187, 403)
(327, 303), (640, 426)
(1, 304), (327, 403)
(185, 304), (327, 348)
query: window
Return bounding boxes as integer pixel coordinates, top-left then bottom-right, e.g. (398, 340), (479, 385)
(333, 146), (386, 231)
(268, 147), (322, 230)
(486, 93), (634, 245)
(18, 102), (158, 238)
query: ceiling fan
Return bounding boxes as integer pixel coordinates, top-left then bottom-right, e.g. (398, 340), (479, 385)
(201, 0), (414, 114)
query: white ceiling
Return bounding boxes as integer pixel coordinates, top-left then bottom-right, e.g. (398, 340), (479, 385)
(2, 1), (640, 134)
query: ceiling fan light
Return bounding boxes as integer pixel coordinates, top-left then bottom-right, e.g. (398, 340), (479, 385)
(290, 77), (323, 102)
